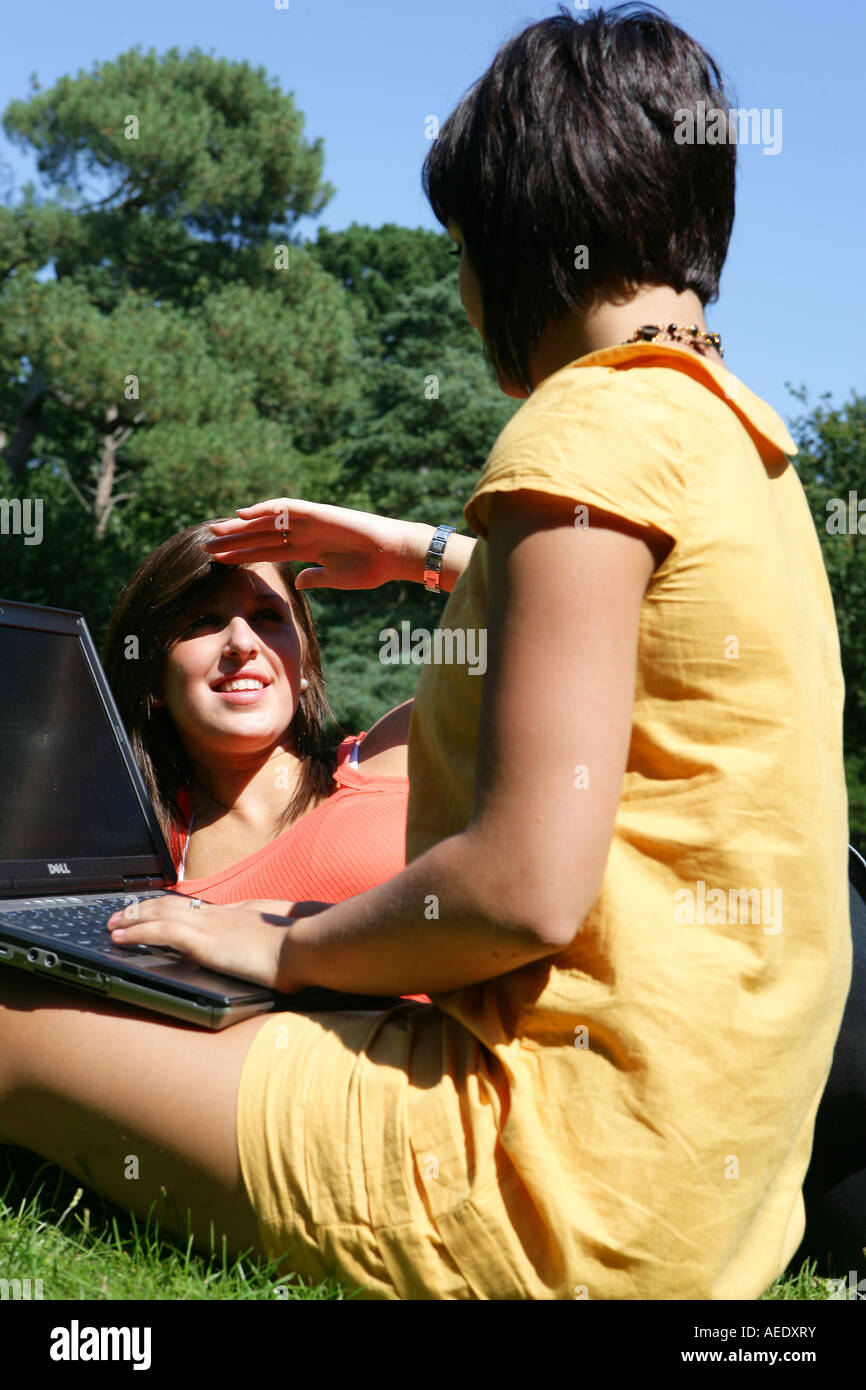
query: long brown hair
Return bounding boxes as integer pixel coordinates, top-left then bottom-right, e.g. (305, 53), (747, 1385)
(103, 520), (343, 847)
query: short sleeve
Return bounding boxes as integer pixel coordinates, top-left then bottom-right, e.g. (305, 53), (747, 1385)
(463, 366), (687, 543)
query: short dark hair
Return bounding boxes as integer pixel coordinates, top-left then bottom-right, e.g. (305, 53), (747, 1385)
(103, 522), (341, 849)
(422, 3), (737, 395)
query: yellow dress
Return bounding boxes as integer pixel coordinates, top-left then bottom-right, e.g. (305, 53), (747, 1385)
(236, 342), (851, 1300)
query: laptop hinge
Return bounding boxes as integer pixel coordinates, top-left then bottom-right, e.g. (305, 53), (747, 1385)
(122, 877), (167, 892)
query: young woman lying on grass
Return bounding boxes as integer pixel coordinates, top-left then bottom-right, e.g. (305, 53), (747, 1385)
(0, 4), (850, 1299)
(102, 520), (452, 1006)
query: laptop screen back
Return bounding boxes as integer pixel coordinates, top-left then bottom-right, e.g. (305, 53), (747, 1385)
(0, 611), (173, 887)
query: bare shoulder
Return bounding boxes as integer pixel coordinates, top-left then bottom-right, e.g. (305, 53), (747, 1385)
(356, 699), (413, 778)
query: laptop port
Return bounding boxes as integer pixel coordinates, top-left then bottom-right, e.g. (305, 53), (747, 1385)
(26, 949), (58, 967)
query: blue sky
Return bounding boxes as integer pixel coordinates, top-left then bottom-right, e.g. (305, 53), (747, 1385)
(0, 0), (862, 422)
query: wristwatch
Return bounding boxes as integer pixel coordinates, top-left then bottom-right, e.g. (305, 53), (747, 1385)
(423, 524), (456, 593)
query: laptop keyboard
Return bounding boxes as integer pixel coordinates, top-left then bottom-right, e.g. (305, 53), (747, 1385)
(1, 899), (171, 956)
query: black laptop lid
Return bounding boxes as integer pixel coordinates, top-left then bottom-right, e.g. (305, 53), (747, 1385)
(0, 599), (176, 894)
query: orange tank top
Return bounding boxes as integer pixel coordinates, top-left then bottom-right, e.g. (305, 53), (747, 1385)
(168, 734), (428, 1003)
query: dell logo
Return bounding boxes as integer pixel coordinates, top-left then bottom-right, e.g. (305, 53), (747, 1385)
(47, 862), (71, 875)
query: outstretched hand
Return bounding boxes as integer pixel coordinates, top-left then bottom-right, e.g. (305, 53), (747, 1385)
(106, 896), (309, 995)
(203, 498), (427, 592)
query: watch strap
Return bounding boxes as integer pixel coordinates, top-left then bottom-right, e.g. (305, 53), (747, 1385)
(423, 524), (457, 592)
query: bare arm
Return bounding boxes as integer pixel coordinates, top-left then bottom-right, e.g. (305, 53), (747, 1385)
(204, 500), (476, 595)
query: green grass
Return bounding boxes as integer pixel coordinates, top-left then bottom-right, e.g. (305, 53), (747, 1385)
(0, 1146), (854, 1301)
(0, 1147), (362, 1300)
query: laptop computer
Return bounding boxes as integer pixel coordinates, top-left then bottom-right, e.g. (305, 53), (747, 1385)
(0, 597), (285, 1029)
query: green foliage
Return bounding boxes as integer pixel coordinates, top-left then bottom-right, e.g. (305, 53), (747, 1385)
(307, 221), (456, 324)
(787, 387), (866, 848)
(3, 46), (333, 256)
(0, 48), (362, 578)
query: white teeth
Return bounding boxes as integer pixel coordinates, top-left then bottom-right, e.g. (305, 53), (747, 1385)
(218, 679), (264, 692)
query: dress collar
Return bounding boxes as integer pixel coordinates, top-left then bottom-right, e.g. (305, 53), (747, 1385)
(545, 341), (798, 461)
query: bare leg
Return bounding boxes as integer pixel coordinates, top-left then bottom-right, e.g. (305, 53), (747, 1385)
(0, 967), (274, 1265)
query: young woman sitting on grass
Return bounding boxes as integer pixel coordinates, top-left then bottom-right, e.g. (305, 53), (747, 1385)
(0, 4), (850, 1299)
(102, 519), (448, 1005)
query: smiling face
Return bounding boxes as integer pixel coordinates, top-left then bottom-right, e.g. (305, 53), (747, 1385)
(154, 564), (305, 763)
